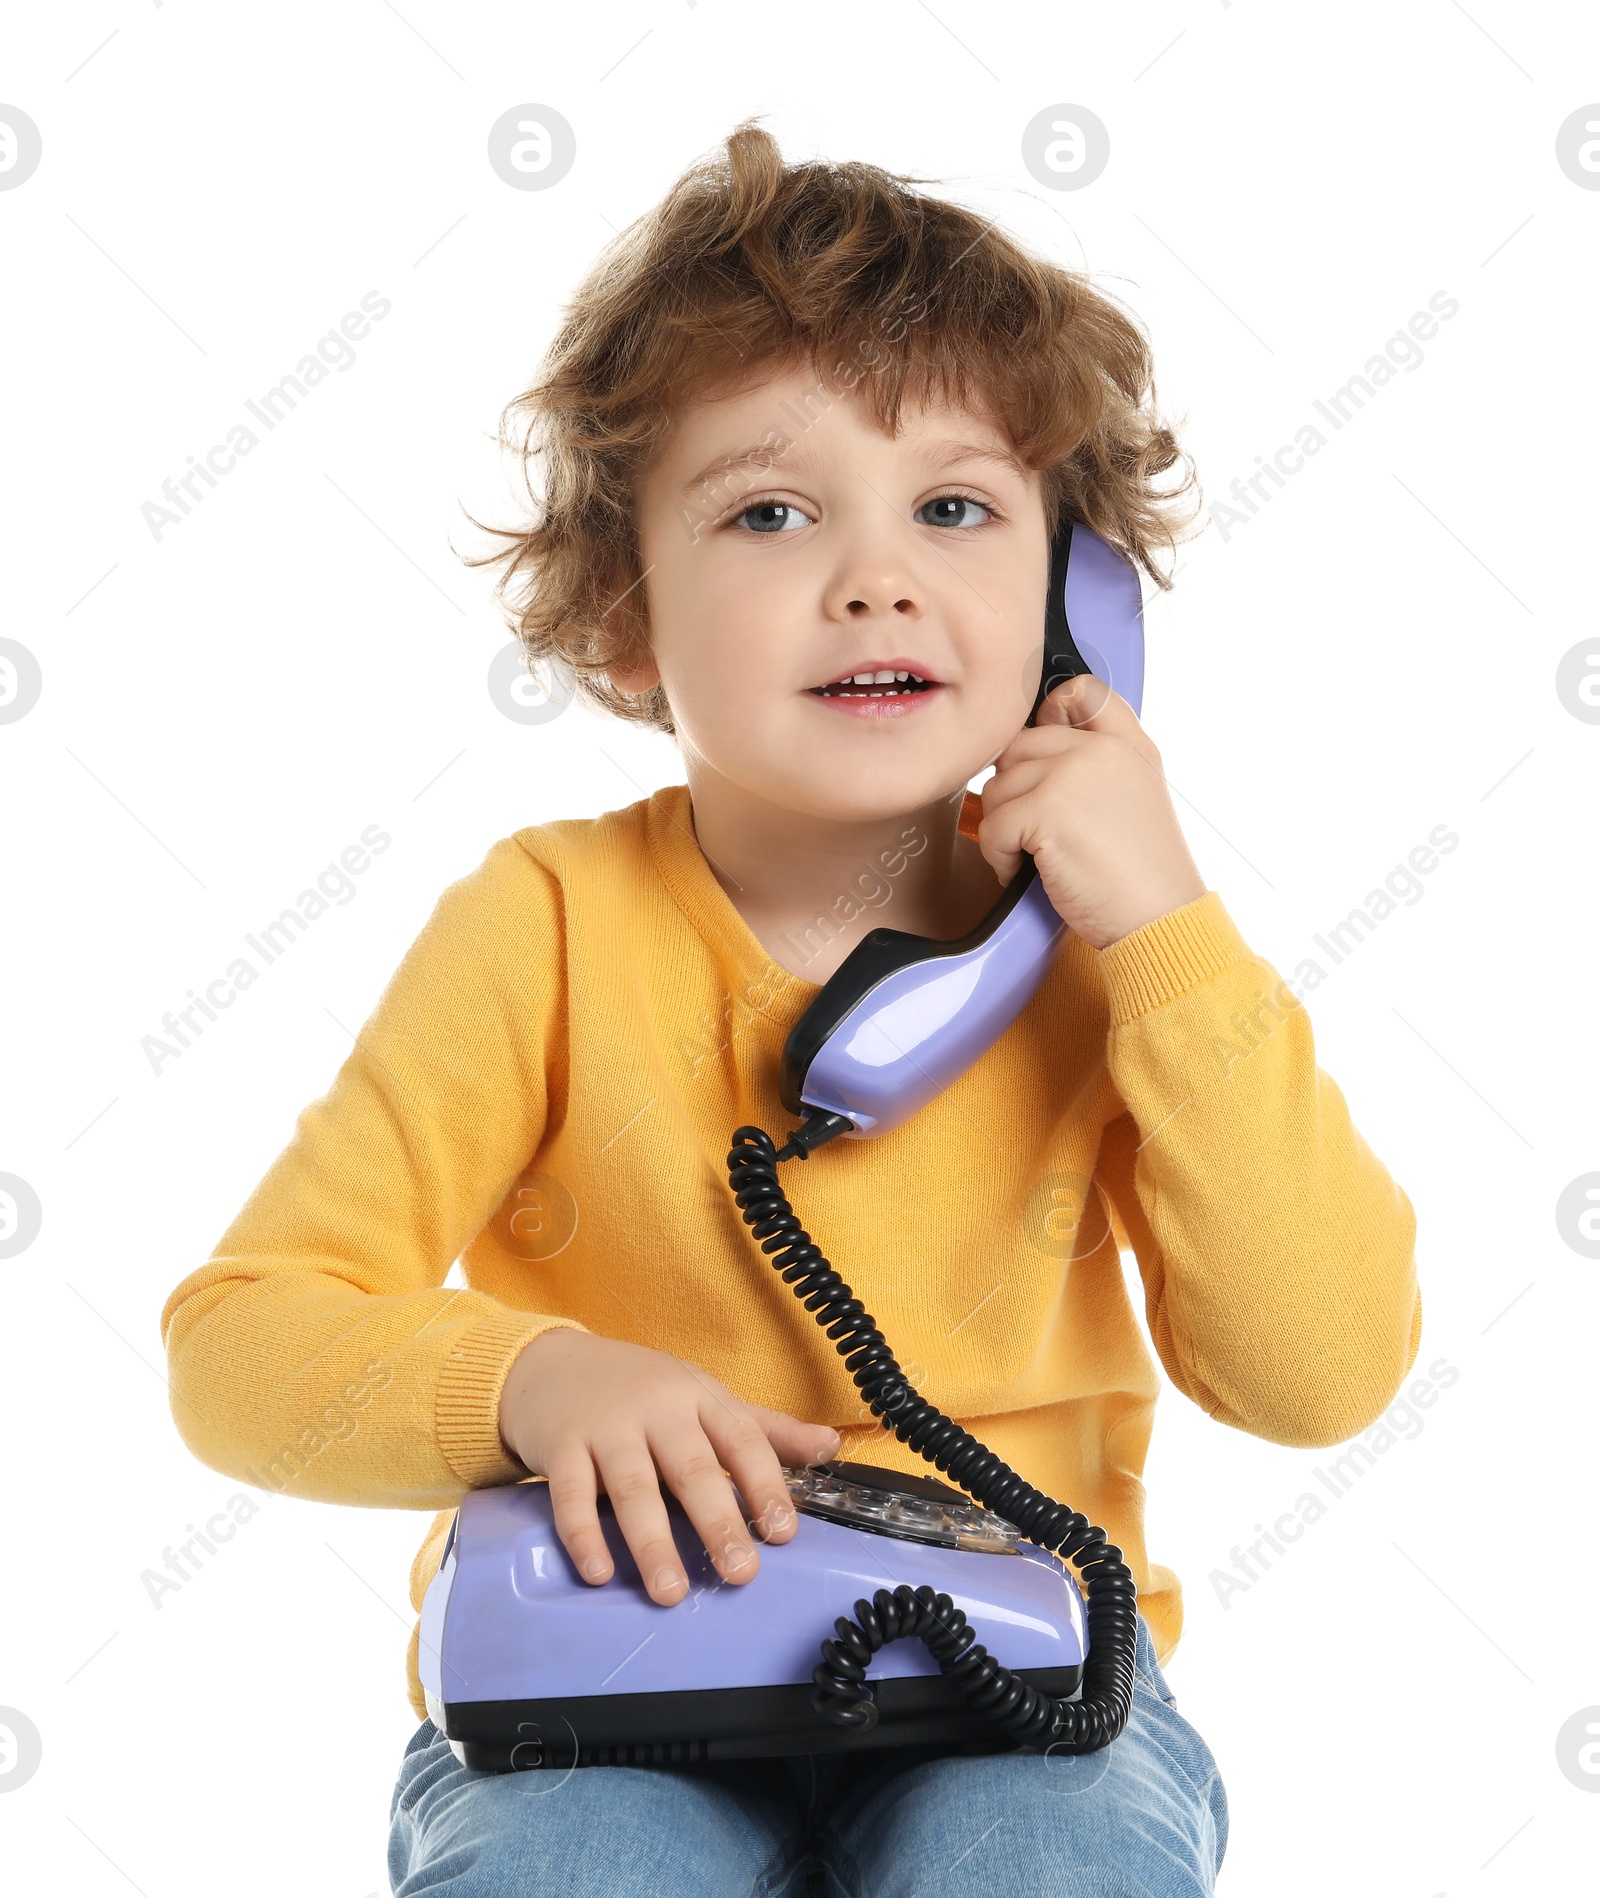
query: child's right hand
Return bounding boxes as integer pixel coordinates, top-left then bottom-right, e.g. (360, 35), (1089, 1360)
(497, 1328), (841, 1606)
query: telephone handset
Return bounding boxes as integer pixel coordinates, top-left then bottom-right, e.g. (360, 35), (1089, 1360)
(778, 517), (1146, 1145)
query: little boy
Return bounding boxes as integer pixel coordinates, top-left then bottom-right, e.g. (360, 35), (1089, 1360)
(161, 123), (1420, 1896)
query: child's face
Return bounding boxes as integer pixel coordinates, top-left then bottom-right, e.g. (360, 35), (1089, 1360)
(623, 362), (1050, 824)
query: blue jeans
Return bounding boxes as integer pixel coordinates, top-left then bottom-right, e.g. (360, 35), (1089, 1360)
(388, 1613), (1227, 1895)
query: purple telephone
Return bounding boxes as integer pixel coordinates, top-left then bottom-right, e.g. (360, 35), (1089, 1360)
(423, 519), (1146, 1771)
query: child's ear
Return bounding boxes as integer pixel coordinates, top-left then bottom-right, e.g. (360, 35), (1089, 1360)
(608, 651), (661, 694)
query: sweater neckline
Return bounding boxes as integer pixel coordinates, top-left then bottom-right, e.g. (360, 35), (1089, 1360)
(643, 780), (995, 1029)
(644, 782), (823, 1025)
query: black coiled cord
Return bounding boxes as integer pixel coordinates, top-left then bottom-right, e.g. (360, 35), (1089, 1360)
(726, 1121), (1139, 1754)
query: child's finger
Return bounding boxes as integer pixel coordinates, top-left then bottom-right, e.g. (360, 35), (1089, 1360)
(591, 1441), (693, 1606)
(650, 1419), (768, 1584)
(698, 1402), (825, 1549)
(1035, 674), (1141, 736)
(542, 1443), (614, 1587)
(744, 1403), (842, 1470)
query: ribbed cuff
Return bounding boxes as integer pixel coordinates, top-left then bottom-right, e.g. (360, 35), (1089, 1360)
(1096, 890), (1252, 1025)
(436, 1307), (589, 1489)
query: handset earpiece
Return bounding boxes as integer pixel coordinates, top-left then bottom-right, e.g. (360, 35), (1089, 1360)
(778, 519), (1145, 1147)
(1034, 514), (1145, 725)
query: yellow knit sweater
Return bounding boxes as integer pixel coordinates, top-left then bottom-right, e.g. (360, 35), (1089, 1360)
(159, 782), (1421, 1722)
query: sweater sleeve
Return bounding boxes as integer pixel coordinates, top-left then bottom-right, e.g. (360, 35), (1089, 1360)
(1090, 890), (1422, 1450)
(157, 835), (589, 1509)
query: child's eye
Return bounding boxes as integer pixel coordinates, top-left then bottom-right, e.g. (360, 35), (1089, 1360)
(915, 494), (992, 528)
(731, 493), (993, 534)
(734, 500), (812, 534)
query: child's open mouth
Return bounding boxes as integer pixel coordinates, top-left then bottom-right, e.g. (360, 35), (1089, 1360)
(808, 666), (944, 719)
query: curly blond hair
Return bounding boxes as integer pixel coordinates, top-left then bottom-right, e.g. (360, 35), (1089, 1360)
(462, 121), (1200, 738)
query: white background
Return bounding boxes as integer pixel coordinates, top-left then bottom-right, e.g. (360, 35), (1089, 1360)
(2, 4), (1596, 1893)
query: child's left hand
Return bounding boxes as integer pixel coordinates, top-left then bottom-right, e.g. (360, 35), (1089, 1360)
(975, 675), (1207, 951)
